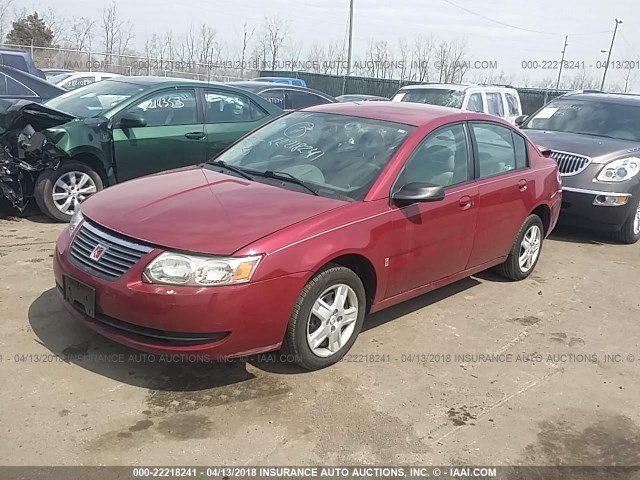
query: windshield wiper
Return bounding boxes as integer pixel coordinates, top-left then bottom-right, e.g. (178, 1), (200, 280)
(207, 160), (254, 181)
(255, 170), (320, 196)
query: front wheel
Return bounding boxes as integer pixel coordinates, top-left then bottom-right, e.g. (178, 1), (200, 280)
(612, 197), (640, 244)
(282, 265), (367, 370)
(34, 161), (103, 222)
(495, 214), (544, 281)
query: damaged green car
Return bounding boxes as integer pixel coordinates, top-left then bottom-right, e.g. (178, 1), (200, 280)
(0, 77), (281, 221)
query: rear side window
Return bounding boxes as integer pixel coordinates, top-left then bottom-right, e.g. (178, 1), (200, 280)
(1, 53), (28, 71)
(485, 93), (505, 117)
(512, 132), (528, 169)
(466, 93), (484, 113)
(471, 122), (519, 178)
(5, 74), (35, 96)
(505, 93), (520, 116)
(259, 89), (285, 108)
(284, 90), (328, 110)
(204, 91), (253, 123)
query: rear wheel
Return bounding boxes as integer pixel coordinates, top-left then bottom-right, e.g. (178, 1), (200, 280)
(612, 197), (640, 244)
(495, 214), (544, 281)
(34, 161), (103, 222)
(282, 265), (366, 370)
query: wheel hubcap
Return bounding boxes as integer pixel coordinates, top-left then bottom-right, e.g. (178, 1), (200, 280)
(634, 204), (640, 235)
(519, 225), (542, 273)
(306, 284), (359, 358)
(52, 172), (97, 216)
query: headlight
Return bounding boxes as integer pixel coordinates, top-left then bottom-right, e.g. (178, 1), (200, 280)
(69, 208), (84, 232)
(596, 158), (640, 182)
(143, 252), (262, 286)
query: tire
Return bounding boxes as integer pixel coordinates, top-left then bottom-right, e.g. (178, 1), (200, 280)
(34, 161), (103, 222)
(612, 197), (640, 244)
(282, 264), (367, 370)
(495, 214), (544, 281)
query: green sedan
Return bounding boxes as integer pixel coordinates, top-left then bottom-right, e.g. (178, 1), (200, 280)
(0, 77), (282, 221)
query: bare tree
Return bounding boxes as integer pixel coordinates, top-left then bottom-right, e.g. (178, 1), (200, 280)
(70, 16), (95, 52)
(42, 7), (66, 46)
(413, 35), (434, 82)
(365, 40), (391, 79)
(239, 21), (254, 76)
(197, 24), (217, 65)
(397, 38), (411, 81)
(262, 15), (290, 70)
(101, 1), (120, 64)
(623, 67), (638, 93)
(0, 0), (13, 43)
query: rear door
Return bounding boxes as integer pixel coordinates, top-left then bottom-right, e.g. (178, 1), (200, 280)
(385, 123), (479, 297)
(466, 121), (534, 268)
(112, 87), (205, 182)
(201, 88), (271, 160)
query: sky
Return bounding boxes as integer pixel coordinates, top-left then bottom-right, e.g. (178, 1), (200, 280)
(15, 0), (640, 90)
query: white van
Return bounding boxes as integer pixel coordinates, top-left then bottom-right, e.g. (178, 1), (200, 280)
(391, 84), (523, 124)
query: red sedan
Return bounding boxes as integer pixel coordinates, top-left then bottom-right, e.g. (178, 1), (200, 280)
(53, 102), (562, 370)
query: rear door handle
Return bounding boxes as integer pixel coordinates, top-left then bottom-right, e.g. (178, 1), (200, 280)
(185, 132), (205, 140)
(459, 195), (474, 210)
(518, 180), (528, 192)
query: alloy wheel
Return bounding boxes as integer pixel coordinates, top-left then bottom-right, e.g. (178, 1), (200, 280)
(519, 225), (542, 273)
(52, 171), (97, 216)
(306, 284), (359, 358)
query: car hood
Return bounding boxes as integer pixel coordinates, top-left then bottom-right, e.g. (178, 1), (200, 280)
(81, 166), (349, 255)
(0, 100), (76, 134)
(523, 129), (640, 164)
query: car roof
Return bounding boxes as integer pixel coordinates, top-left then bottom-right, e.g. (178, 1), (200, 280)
(0, 49), (30, 57)
(105, 76), (227, 87)
(0, 65), (66, 96)
(229, 81), (336, 99)
(256, 76), (302, 81)
(338, 94), (388, 99)
(304, 101), (488, 126)
(557, 92), (640, 105)
(399, 83), (516, 93)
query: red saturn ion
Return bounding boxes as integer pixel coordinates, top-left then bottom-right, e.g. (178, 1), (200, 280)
(53, 102), (562, 370)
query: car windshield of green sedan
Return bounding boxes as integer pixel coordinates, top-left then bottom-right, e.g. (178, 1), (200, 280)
(46, 79), (148, 117)
(210, 111), (414, 201)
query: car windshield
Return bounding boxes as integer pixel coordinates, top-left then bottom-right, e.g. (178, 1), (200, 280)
(395, 88), (464, 109)
(45, 79), (149, 117)
(210, 111), (415, 201)
(48, 73), (73, 84)
(523, 98), (640, 142)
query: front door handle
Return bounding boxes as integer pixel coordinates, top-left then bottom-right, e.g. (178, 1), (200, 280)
(459, 195), (474, 210)
(518, 179), (528, 192)
(185, 132), (206, 140)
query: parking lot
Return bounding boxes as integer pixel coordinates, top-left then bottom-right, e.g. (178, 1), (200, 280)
(1, 212), (639, 466)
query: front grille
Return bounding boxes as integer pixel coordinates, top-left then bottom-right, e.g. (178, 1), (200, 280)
(550, 150), (592, 176)
(70, 221), (153, 280)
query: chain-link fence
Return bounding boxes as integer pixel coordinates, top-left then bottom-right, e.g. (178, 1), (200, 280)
(260, 70), (567, 114)
(1, 43), (258, 82)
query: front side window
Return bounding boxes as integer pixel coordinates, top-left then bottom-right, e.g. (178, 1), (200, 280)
(466, 93), (484, 113)
(204, 91), (254, 123)
(523, 98), (640, 142)
(485, 93), (505, 117)
(399, 124), (470, 188)
(128, 89), (198, 127)
(210, 112), (415, 201)
(472, 122), (520, 178)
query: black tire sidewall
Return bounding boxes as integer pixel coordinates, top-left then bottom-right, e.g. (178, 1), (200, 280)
(620, 196), (640, 244)
(34, 161), (103, 222)
(290, 267), (366, 370)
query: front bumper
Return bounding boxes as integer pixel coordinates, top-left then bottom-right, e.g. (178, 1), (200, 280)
(559, 186), (636, 232)
(53, 228), (308, 359)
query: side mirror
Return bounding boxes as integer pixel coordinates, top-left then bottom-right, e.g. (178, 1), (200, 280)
(515, 115), (528, 127)
(392, 182), (445, 207)
(117, 112), (147, 128)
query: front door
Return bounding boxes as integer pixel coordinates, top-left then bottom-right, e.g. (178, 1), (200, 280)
(112, 88), (205, 182)
(202, 89), (271, 160)
(385, 123), (479, 297)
